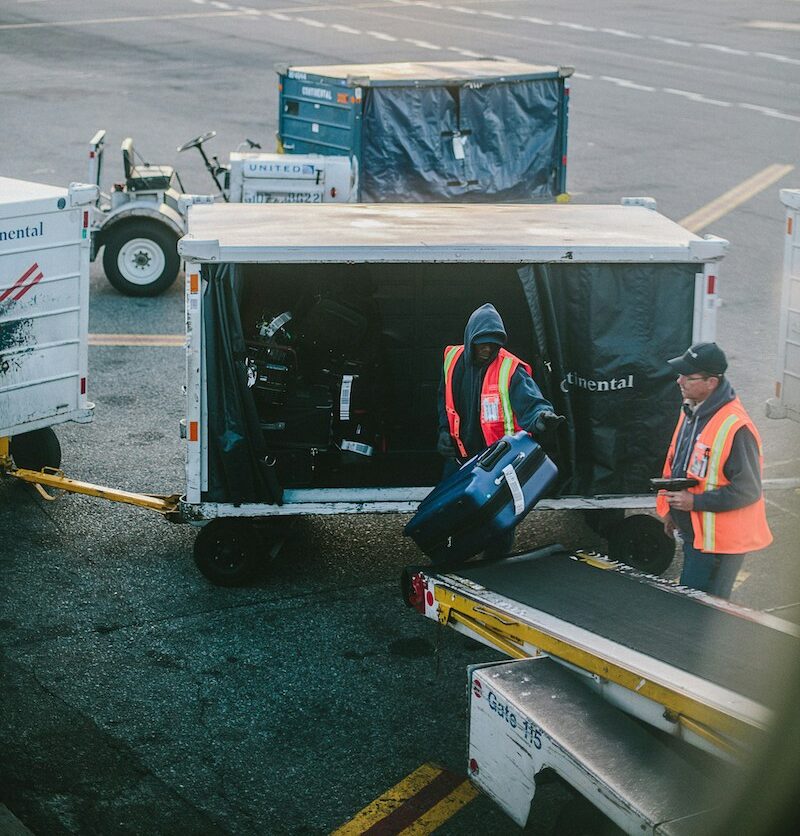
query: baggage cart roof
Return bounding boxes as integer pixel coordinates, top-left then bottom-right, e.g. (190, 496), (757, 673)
(281, 59), (572, 86)
(179, 203), (728, 264)
(0, 176), (67, 209)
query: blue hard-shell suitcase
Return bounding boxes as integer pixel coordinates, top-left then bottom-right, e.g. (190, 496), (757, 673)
(404, 432), (558, 565)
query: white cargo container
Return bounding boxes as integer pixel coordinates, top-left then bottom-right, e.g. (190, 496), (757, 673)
(227, 152), (355, 204)
(0, 177), (97, 470)
(176, 200), (727, 585)
(766, 188), (800, 423)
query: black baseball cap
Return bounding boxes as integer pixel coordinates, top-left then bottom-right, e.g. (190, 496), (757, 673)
(473, 332), (506, 346)
(667, 342), (728, 376)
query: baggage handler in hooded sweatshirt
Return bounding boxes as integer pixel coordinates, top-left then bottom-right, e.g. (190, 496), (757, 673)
(656, 342), (772, 599)
(437, 303), (564, 558)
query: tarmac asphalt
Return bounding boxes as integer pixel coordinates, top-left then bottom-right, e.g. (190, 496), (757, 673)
(2, 1), (800, 834)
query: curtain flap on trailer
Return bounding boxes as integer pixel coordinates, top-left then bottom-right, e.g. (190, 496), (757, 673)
(518, 263), (694, 496)
(459, 79), (561, 200)
(361, 79), (561, 202)
(202, 263), (283, 505)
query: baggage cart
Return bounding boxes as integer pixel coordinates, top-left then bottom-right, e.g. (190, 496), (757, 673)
(176, 198), (727, 584)
(766, 188), (800, 423)
(276, 60), (573, 202)
(0, 177), (97, 473)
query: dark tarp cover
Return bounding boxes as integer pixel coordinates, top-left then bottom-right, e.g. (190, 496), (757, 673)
(361, 79), (562, 202)
(518, 263), (695, 496)
(202, 263), (282, 505)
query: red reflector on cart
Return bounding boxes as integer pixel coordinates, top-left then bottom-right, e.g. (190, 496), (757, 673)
(189, 273), (199, 294)
(80, 377), (86, 395)
(707, 275), (716, 294)
(189, 421), (199, 442)
(789, 217), (794, 236)
(83, 210), (89, 228)
(562, 155), (567, 166)
(469, 758), (479, 774)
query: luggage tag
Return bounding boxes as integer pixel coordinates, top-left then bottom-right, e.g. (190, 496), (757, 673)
(339, 374), (353, 421)
(688, 443), (710, 479)
(501, 464), (526, 516)
(481, 395), (500, 423)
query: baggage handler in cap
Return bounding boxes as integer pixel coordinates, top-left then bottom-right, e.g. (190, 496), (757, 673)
(656, 342), (772, 598)
(437, 303), (564, 557)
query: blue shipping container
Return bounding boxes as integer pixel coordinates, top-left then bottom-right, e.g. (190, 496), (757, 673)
(277, 60), (573, 203)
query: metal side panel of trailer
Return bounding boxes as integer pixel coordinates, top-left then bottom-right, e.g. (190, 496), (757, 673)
(0, 178), (97, 437)
(178, 201), (727, 514)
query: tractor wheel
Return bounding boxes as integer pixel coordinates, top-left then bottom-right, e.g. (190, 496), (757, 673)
(102, 220), (180, 297)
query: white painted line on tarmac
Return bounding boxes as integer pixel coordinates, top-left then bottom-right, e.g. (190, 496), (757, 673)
(698, 42), (749, 55)
(756, 51), (800, 65)
(482, 11), (515, 20)
(367, 30), (397, 41)
(648, 34), (692, 46)
(601, 27), (643, 39)
(332, 23), (361, 33)
(296, 17), (326, 27)
(663, 88), (732, 107)
(601, 76), (655, 91)
(746, 20), (800, 32)
(0, 9), (252, 29)
(679, 163), (795, 232)
(739, 103), (800, 122)
(403, 37), (441, 49)
(446, 46), (484, 57)
(558, 21), (596, 31)
(268, 11), (291, 21)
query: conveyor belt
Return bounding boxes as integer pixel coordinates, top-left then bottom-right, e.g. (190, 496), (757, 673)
(454, 548), (797, 708)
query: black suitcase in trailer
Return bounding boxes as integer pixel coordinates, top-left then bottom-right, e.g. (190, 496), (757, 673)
(404, 432), (558, 565)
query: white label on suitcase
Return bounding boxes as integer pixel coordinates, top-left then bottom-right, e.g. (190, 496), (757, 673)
(340, 374), (354, 421)
(502, 464), (525, 516)
(261, 310), (292, 339)
(341, 440), (374, 456)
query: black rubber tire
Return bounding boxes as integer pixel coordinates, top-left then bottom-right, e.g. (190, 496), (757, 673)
(193, 519), (264, 587)
(607, 513), (675, 575)
(582, 509), (626, 538)
(552, 798), (620, 836)
(10, 427), (62, 471)
(102, 220), (180, 297)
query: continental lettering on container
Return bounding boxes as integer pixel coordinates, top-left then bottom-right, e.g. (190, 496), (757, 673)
(560, 372), (635, 393)
(301, 85), (332, 101)
(0, 221), (44, 242)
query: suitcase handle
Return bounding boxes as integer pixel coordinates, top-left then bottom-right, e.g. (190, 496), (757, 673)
(477, 439), (510, 472)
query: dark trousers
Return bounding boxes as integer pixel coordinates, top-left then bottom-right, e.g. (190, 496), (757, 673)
(679, 535), (745, 599)
(442, 457), (516, 560)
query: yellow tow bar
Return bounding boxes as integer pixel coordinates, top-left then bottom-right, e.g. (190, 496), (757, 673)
(1, 437), (179, 515)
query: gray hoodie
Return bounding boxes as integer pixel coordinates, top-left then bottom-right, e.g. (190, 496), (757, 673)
(437, 303), (552, 457)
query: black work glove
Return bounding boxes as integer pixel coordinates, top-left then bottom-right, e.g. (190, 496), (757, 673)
(436, 430), (457, 459)
(534, 411), (566, 435)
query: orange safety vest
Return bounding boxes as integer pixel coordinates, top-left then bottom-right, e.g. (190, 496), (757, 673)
(656, 397), (772, 554)
(443, 345), (532, 458)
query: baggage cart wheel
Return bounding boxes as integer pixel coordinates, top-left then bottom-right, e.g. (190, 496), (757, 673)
(10, 427), (62, 472)
(581, 509), (625, 538)
(607, 514), (674, 575)
(551, 797), (621, 836)
(193, 519), (264, 587)
(102, 220), (180, 297)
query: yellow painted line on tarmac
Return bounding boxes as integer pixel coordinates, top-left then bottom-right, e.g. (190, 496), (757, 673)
(89, 333), (183, 347)
(679, 163), (795, 232)
(0, 10), (253, 31)
(331, 761), (477, 835)
(396, 778), (479, 835)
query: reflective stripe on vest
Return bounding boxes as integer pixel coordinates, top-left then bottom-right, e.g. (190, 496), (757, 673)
(701, 413), (739, 552)
(443, 345), (531, 453)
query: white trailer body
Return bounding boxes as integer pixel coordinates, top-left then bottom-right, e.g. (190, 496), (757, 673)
(766, 188), (800, 422)
(228, 152), (355, 204)
(0, 178), (96, 437)
(177, 200), (726, 522)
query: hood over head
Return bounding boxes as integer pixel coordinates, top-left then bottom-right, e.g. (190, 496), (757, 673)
(464, 303), (507, 351)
